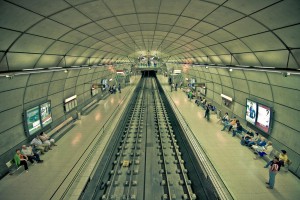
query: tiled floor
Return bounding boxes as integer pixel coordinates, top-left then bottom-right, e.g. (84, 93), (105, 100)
(0, 76), (141, 200)
(157, 75), (300, 200)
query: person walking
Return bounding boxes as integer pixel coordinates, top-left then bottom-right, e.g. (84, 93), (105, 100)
(204, 106), (210, 121)
(266, 156), (280, 189)
(118, 83), (121, 93)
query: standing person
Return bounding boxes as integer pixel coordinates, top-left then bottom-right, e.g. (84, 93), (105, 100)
(265, 150), (289, 171)
(175, 83), (178, 91)
(118, 83), (121, 93)
(266, 157), (280, 189)
(188, 91), (192, 101)
(204, 106), (210, 121)
(179, 81), (183, 89)
(14, 149), (29, 172)
(113, 85), (116, 94)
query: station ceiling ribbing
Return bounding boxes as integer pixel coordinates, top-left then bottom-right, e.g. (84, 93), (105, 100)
(0, 0), (299, 70)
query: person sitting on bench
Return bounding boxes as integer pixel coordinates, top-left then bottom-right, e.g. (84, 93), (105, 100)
(232, 121), (243, 137)
(14, 149), (29, 172)
(39, 132), (57, 147)
(21, 145), (43, 163)
(221, 112), (229, 123)
(221, 117), (236, 132)
(253, 141), (273, 159)
(31, 135), (50, 153)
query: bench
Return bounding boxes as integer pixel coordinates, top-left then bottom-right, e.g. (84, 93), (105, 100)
(6, 159), (34, 175)
(81, 99), (98, 115)
(47, 117), (75, 142)
(6, 159), (21, 175)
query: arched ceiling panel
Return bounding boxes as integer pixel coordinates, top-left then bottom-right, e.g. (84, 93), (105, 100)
(160, 0), (190, 15)
(10, 0), (70, 16)
(204, 6), (244, 27)
(222, 39), (251, 53)
(251, 0), (300, 29)
(45, 41), (74, 55)
(255, 50), (289, 68)
(50, 8), (91, 29)
(7, 53), (41, 70)
(0, 29), (21, 51)
(60, 30), (87, 43)
(0, 0), (299, 70)
(27, 19), (72, 39)
(223, 17), (267, 38)
(75, 1), (113, 20)
(35, 55), (64, 68)
(192, 22), (218, 34)
(233, 53), (261, 66)
(10, 34), (54, 53)
(224, 0), (278, 15)
(77, 23), (104, 35)
(241, 32), (286, 51)
(274, 24), (300, 48)
(209, 29), (236, 42)
(182, 0), (219, 20)
(0, 1), (43, 31)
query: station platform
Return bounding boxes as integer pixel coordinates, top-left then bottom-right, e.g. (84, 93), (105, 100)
(1, 75), (299, 200)
(0, 76), (141, 200)
(156, 75), (300, 200)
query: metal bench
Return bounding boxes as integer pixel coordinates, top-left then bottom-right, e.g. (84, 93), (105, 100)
(81, 99), (98, 115)
(47, 117), (75, 141)
(6, 159), (22, 175)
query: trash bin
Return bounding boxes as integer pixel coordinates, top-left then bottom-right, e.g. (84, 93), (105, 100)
(77, 111), (81, 120)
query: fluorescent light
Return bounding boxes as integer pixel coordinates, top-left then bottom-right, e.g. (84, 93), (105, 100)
(23, 68), (44, 71)
(65, 95), (77, 103)
(221, 94), (233, 102)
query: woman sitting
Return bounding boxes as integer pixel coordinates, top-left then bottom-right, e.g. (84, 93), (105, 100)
(14, 149), (29, 172)
(232, 121), (243, 137)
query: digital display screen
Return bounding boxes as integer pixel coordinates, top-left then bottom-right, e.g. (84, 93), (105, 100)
(40, 101), (52, 127)
(256, 104), (271, 133)
(246, 99), (257, 125)
(26, 106), (41, 135)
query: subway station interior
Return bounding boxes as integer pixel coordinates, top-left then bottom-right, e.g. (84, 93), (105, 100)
(0, 0), (299, 200)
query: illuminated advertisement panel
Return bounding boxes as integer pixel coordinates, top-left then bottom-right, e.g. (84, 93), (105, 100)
(256, 104), (271, 133)
(26, 106), (41, 135)
(40, 101), (52, 127)
(245, 99), (257, 125)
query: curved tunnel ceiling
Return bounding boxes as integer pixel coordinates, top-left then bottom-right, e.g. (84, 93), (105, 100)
(0, 0), (299, 71)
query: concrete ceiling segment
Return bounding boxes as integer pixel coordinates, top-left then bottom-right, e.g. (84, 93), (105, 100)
(0, 0), (299, 69)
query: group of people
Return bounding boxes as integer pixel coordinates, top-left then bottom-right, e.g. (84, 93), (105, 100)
(109, 83), (121, 94)
(220, 112), (290, 189)
(14, 132), (57, 172)
(170, 81), (182, 92)
(221, 114), (243, 137)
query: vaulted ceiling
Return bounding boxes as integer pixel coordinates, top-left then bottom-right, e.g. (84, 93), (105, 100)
(0, 0), (299, 71)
